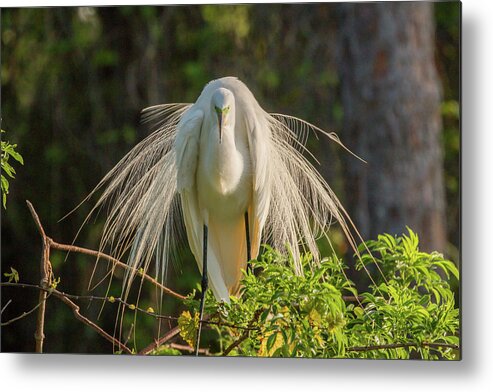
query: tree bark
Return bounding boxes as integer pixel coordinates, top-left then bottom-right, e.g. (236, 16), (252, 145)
(338, 2), (446, 252)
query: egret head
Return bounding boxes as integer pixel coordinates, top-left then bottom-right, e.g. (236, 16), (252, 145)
(211, 88), (235, 144)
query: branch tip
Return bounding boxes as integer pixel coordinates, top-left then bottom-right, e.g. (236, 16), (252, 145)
(26, 200), (46, 239)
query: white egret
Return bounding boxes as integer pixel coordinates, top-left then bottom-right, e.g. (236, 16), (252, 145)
(83, 76), (364, 354)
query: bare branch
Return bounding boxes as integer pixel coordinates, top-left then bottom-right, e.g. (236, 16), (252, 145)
(53, 291), (133, 354)
(26, 200), (46, 239)
(223, 330), (250, 356)
(26, 200), (52, 353)
(47, 239), (186, 300)
(26, 200), (185, 299)
(169, 343), (209, 355)
(1, 294), (50, 326)
(2, 282), (132, 354)
(342, 295), (364, 302)
(1, 299), (12, 314)
(422, 342), (460, 350)
(139, 326), (181, 355)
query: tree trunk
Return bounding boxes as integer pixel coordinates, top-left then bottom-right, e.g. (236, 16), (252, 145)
(338, 2), (446, 253)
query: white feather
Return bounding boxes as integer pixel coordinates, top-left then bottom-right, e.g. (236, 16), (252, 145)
(88, 77), (366, 302)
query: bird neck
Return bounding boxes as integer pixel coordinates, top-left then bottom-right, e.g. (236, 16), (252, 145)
(201, 122), (246, 195)
(212, 123), (238, 166)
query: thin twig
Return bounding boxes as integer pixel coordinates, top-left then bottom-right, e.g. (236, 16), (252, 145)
(191, 314), (259, 331)
(2, 282), (258, 333)
(223, 330), (251, 356)
(1, 282), (173, 319)
(223, 309), (262, 356)
(169, 343), (210, 355)
(26, 200), (46, 239)
(1, 282), (132, 353)
(123, 323), (135, 347)
(1, 282), (173, 350)
(1, 294), (51, 326)
(422, 342), (460, 350)
(51, 288), (133, 353)
(347, 342), (459, 352)
(342, 295), (364, 302)
(48, 239), (186, 301)
(139, 326), (181, 355)
(1, 299), (12, 314)
(26, 200), (185, 301)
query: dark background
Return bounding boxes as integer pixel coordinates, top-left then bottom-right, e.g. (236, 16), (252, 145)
(1, 2), (460, 353)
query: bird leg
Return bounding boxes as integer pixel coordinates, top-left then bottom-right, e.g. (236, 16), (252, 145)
(244, 212), (252, 272)
(195, 224), (208, 356)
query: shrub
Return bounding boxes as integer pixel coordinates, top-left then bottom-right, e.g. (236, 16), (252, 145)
(180, 229), (460, 359)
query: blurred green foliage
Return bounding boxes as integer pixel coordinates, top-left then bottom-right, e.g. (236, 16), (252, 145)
(435, 2), (461, 258)
(1, 3), (459, 353)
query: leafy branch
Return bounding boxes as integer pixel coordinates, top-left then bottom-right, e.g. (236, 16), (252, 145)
(346, 342), (459, 352)
(25, 200), (185, 301)
(1, 129), (24, 209)
(183, 232), (460, 359)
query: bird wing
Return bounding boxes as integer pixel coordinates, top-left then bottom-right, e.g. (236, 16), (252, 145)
(175, 109), (203, 193)
(174, 109), (203, 286)
(175, 108), (230, 301)
(258, 112), (367, 276)
(244, 111), (272, 259)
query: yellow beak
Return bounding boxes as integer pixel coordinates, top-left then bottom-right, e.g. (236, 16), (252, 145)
(217, 112), (224, 144)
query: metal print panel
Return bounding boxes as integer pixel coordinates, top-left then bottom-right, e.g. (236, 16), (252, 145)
(1, 1), (460, 359)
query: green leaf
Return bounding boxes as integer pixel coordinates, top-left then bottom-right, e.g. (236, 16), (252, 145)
(1, 174), (8, 192)
(2, 162), (16, 178)
(149, 345), (182, 356)
(4, 267), (19, 283)
(9, 150), (24, 165)
(353, 306), (364, 318)
(266, 331), (278, 351)
(177, 310), (198, 349)
(259, 330), (284, 357)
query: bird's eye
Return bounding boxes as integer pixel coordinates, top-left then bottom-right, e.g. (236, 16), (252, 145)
(214, 106), (230, 115)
